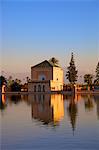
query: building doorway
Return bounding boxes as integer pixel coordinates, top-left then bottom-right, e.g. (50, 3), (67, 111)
(34, 85), (36, 92)
(38, 85), (41, 92)
(43, 85), (45, 92)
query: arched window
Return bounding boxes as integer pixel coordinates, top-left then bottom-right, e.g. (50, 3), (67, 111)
(38, 75), (46, 80)
(38, 85), (41, 92)
(42, 77), (45, 80)
(34, 85), (36, 92)
(43, 85), (45, 92)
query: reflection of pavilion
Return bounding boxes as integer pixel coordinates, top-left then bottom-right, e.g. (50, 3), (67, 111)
(30, 94), (64, 126)
(51, 94), (64, 124)
(31, 94), (53, 124)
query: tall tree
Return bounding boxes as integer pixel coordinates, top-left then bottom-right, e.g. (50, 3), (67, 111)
(94, 62), (99, 85)
(26, 76), (30, 83)
(84, 74), (93, 85)
(7, 76), (13, 87)
(66, 52), (78, 85)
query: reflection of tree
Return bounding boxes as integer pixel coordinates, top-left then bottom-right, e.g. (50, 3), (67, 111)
(10, 95), (21, 104)
(94, 95), (99, 119)
(21, 95), (30, 105)
(0, 94), (22, 112)
(84, 95), (93, 111)
(67, 97), (78, 135)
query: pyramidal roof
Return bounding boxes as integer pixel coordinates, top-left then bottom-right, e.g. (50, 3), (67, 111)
(31, 60), (60, 68)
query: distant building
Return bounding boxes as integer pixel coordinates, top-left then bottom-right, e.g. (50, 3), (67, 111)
(21, 83), (28, 92)
(28, 60), (63, 92)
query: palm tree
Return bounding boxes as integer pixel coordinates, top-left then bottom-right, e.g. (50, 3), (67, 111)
(84, 74), (93, 85)
(84, 74), (93, 91)
(7, 76), (13, 87)
(49, 57), (59, 65)
(26, 76), (30, 83)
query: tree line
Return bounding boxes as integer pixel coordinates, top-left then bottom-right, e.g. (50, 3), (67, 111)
(0, 54), (99, 92)
(0, 76), (30, 92)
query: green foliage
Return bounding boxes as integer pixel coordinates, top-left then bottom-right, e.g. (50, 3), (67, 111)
(26, 76), (30, 83)
(66, 52), (78, 85)
(7, 76), (13, 87)
(11, 81), (21, 92)
(7, 76), (22, 92)
(84, 74), (93, 85)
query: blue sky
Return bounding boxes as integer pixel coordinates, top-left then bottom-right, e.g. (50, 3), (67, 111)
(0, 0), (99, 81)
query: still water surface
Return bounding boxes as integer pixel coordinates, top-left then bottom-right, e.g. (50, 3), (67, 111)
(0, 94), (99, 150)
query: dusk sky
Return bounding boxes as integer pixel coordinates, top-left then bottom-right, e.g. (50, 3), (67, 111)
(0, 0), (99, 81)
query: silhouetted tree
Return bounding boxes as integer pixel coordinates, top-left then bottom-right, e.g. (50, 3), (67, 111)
(84, 74), (93, 86)
(66, 52), (78, 86)
(0, 76), (6, 87)
(49, 57), (59, 65)
(7, 76), (13, 90)
(10, 95), (21, 104)
(94, 62), (99, 85)
(10, 81), (21, 92)
(26, 76), (30, 83)
(15, 78), (21, 84)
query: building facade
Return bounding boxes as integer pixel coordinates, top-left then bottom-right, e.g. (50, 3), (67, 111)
(28, 60), (63, 92)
